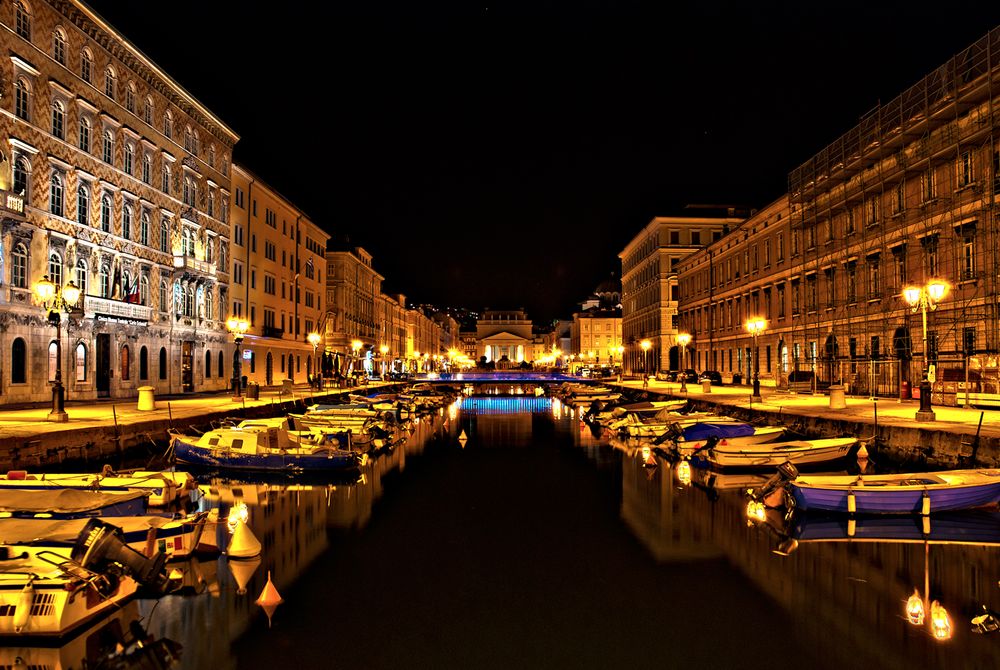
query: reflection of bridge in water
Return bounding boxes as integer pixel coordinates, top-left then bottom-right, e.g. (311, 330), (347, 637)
(617, 451), (1000, 670)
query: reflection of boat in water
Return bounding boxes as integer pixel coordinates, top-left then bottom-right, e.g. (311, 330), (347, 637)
(783, 511), (1000, 546)
(0, 600), (182, 668)
(691, 468), (770, 492)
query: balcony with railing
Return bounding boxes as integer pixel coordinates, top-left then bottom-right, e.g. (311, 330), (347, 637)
(84, 295), (153, 322)
(262, 325), (284, 338)
(173, 254), (216, 276)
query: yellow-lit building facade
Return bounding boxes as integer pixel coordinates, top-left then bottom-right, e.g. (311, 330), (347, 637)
(228, 165), (328, 386)
(570, 309), (623, 368)
(620, 212), (743, 376)
(324, 246), (383, 375)
(0, 0), (237, 404)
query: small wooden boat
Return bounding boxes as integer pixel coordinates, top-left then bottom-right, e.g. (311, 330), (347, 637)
(613, 414), (742, 438)
(787, 468), (1000, 514)
(667, 423), (788, 455)
(0, 470), (196, 507)
(702, 437), (857, 468)
(171, 424), (363, 473)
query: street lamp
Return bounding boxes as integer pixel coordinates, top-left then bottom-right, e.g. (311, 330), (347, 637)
(745, 317), (767, 403)
(677, 332), (691, 393)
(380, 344), (390, 379)
(903, 280), (950, 421)
(640, 339), (651, 379)
(308, 332), (322, 389)
(33, 275), (81, 422)
(226, 316), (249, 400)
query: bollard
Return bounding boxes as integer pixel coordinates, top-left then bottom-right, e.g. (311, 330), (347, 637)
(828, 384), (847, 409)
(137, 386), (156, 411)
(701, 380), (712, 393)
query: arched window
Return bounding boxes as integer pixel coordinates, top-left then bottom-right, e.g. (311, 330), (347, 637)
(193, 130), (200, 155)
(76, 184), (89, 225)
(15, 78), (30, 121)
(207, 190), (215, 217)
(159, 279), (168, 311)
(102, 130), (113, 164)
(53, 27), (67, 65)
(75, 342), (87, 381)
(139, 274), (149, 305)
(15, 1), (30, 40)
(101, 194), (112, 232)
(48, 252), (62, 288)
(11, 338), (27, 384)
(13, 155), (29, 196)
(142, 153), (151, 184)
(160, 218), (169, 252)
(124, 143), (134, 174)
(185, 285), (195, 317)
(161, 163), (170, 194)
(49, 172), (64, 217)
(205, 290), (213, 320)
(205, 350), (212, 379)
(48, 341), (58, 381)
(81, 48), (93, 83)
(104, 67), (116, 99)
(183, 126), (193, 152)
(75, 258), (88, 296)
(218, 351), (224, 379)
(99, 264), (110, 298)
(163, 111), (172, 139)
(159, 347), (167, 380)
(139, 346), (148, 380)
(140, 211), (150, 245)
(125, 82), (136, 113)
(122, 204), (132, 239)
(121, 344), (130, 381)
(143, 96), (153, 125)
(208, 145), (216, 167)
(78, 116), (91, 152)
(51, 99), (65, 139)
(121, 270), (131, 301)
(11, 244), (27, 288)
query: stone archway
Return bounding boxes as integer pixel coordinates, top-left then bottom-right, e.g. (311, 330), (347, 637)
(893, 326), (913, 382)
(668, 345), (679, 371)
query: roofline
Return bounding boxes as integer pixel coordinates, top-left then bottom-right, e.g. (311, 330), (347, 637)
(73, 0), (239, 143)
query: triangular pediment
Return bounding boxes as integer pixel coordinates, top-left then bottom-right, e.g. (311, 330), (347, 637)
(480, 331), (529, 342)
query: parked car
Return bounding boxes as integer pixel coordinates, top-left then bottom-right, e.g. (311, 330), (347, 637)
(655, 370), (677, 382)
(699, 370), (723, 385)
(656, 369), (697, 382)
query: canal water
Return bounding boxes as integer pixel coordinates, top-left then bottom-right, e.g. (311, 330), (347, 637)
(21, 393), (1000, 668)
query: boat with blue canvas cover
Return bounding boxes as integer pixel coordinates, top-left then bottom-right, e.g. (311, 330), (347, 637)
(0, 489), (149, 519)
(170, 423), (363, 473)
(784, 468), (1000, 514)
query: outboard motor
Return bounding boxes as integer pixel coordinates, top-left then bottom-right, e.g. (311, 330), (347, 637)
(751, 461), (800, 509)
(652, 422), (684, 446)
(71, 519), (172, 596)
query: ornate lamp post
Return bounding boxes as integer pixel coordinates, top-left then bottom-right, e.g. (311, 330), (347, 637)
(226, 317), (249, 400)
(33, 275), (81, 422)
(351, 339), (363, 378)
(903, 280), (949, 421)
(676, 332), (691, 392)
(308, 332), (322, 388)
(640, 339), (651, 379)
(745, 317), (767, 403)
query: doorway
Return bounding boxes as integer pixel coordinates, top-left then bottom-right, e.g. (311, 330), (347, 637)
(96, 334), (111, 397)
(182, 341), (194, 392)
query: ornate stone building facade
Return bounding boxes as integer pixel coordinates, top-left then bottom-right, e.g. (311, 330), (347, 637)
(0, 0), (237, 403)
(229, 165), (328, 386)
(677, 27), (1000, 401)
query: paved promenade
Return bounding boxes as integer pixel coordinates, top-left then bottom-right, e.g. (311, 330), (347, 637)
(612, 378), (1000, 441)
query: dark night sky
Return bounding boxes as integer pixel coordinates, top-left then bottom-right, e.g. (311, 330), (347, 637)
(83, 0), (1000, 321)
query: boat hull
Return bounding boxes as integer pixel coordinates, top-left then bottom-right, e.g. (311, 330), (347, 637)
(791, 480), (1000, 513)
(173, 438), (359, 473)
(706, 438), (856, 468)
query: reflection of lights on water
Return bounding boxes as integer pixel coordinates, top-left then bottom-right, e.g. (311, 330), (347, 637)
(676, 460), (691, 485)
(905, 590), (925, 625)
(745, 500), (766, 523)
(448, 400), (459, 421)
(227, 501), (249, 534)
(641, 446), (651, 460)
(930, 601), (952, 640)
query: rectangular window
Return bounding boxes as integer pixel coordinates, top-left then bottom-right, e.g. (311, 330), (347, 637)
(669, 231), (679, 245)
(691, 231), (701, 245)
(870, 336), (880, 360)
(867, 255), (880, 298)
(777, 234), (784, 261)
(958, 151), (973, 187)
(846, 263), (857, 303)
(923, 167), (936, 202)
(962, 232), (976, 280)
(923, 236), (939, 277)
(777, 284), (785, 318)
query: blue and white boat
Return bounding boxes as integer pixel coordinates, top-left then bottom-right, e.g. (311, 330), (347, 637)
(170, 423), (363, 473)
(0, 489), (150, 519)
(787, 468), (1000, 514)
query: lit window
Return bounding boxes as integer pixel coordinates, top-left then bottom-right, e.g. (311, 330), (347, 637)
(53, 28), (66, 65)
